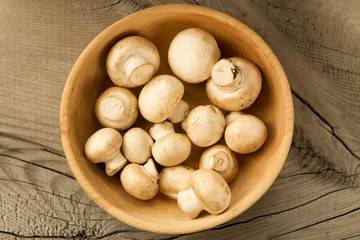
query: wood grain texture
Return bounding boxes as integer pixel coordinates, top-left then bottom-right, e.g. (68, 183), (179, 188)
(1, 0), (359, 239)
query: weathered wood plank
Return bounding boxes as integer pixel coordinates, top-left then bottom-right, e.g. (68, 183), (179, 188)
(1, 0), (359, 239)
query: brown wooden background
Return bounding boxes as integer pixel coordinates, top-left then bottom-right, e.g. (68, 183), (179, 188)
(1, 0), (359, 239)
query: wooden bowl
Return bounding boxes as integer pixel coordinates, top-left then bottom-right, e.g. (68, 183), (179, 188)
(60, 4), (294, 234)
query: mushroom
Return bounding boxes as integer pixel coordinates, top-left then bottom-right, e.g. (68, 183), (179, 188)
(225, 112), (267, 154)
(167, 100), (190, 124)
(106, 36), (160, 88)
(159, 165), (195, 199)
(84, 128), (127, 176)
(225, 110), (245, 126)
(150, 121), (192, 166)
(122, 128), (154, 164)
(199, 145), (238, 183)
(183, 105), (225, 147)
(177, 168), (231, 219)
(95, 87), (138, 130)
(120, 158), (159, 200)
(206, 57), (262, 111)
(138, 74), (189, 123)
(168, 28), (220, 83)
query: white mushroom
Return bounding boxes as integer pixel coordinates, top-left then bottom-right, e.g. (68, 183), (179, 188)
(106, 36), (160, 88)
(120, 158), (159, 200)
(177, 169), (231, 219)
(225, 110), (245, 126)
(184, 105), (225, 147)
(149, 120), (175, 140)
(168, 28), (220, 83)
(95, 87), (138, 130)
(199, 145), (238, 183)
(206, 57), (262, 111)
(84, 128), (127, 176)
(150, 121), (192, 166)
(122, 128), (154, 164)
(225, 113), (267, 154)
(159, 165), (195, 199)
(167, 100), (190, 124)
(138, 74), (189, 123)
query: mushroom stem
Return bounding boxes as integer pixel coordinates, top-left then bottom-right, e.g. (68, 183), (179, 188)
(124, 54), (154, 86)
(167, 100), (190, 123)
(211, 58), (242, 90)
(177, 187), (203, 219)
(149, 121), (175, 141)
(209, 151), (230, 172)
(225, 111), (245, 126)
(99, 96), (125, 121)
(104, 151), (127, 176)
(180, 120), (187, 132)
(143, 158), (159, 180)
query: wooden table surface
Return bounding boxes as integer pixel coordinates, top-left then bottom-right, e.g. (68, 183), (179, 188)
(1, 0), (359, 239)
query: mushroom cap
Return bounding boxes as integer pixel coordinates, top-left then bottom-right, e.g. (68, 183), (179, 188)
(168, 28), (220, 83)
(120, 163), (159, 200)
(199, 145), (238, 183)
(191, 168), (231, 214)
(95, 87), (138, 130)
(159, 165), (195, 199)
(152, 133), (191, 166)
(84, 128), (122, 163)
(206, 57), (262, 111)
(122, 128), (154, 164)
(225, 114), (267, 154)
(185, 105), (225, 147)
(138, 74), (184, 123)
(106, 36), (160, 88)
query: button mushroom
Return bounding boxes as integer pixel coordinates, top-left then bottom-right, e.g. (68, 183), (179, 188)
(159, 165), (195, 199)
(168, 28), (220, 83)
(183, 105), (225, 147)
(106, 36), (160, 88)
(95, 87), (138, 130)
(138, 74), (189, 123)
(225, 110), (245, 126)
(122, 127), (154, 164)
(150, 121), (192, 166)
(199, 145), (238, 183)
(84, 128), (127, 176)
(120, 158), (159, 200)
(177, 168), (231, 219)
(225, 112), (267, 154)
(206, 57), (262, 111)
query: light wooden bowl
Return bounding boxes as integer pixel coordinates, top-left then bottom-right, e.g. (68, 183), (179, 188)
(60, 4), (294, 234)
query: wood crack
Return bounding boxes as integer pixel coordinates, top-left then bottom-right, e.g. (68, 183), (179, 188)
(341, 233), (360, 240)
(192, 0), (200, 5)
(0, 230), (70, 239)
(0, 132), (65, 158)
(212, 187), (357, 230)
(280, 167), (360, 180)
(291, 89), (360, 161)
(0, 153), (75, 180)
(96, 229), (144, 239)
(269, 206), (360, 239)
(91, 0), (122, 10)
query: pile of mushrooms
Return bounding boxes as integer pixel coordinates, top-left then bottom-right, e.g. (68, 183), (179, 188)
(84, 29), (267, 219)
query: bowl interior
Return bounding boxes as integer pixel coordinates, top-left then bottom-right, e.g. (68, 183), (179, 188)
(60, 4), (293, 234)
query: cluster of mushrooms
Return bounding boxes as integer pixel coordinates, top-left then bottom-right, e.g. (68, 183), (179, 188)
(84, 28), (267, 219)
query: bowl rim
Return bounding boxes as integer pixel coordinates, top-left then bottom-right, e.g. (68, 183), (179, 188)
(60, 3), (294, 234)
